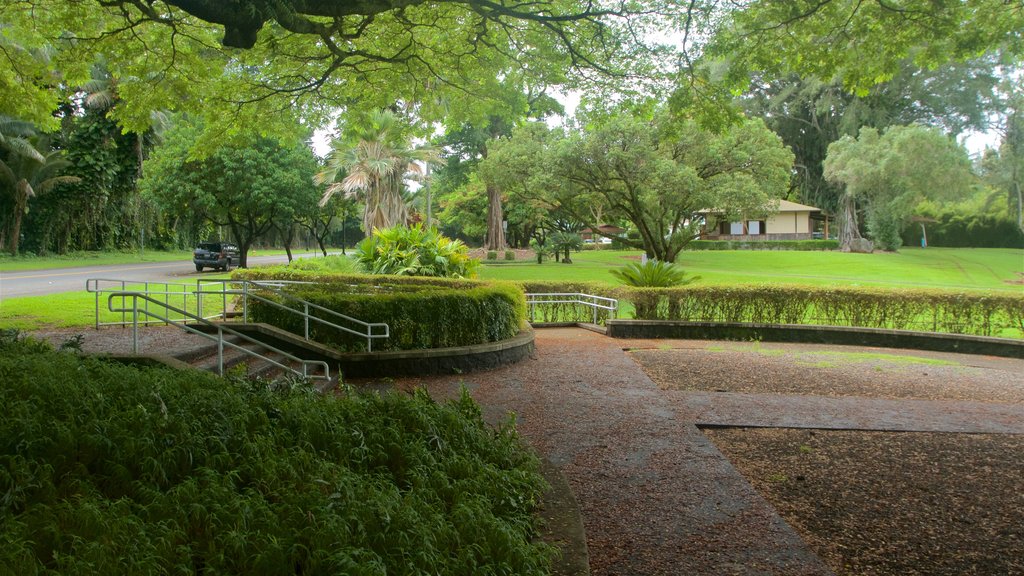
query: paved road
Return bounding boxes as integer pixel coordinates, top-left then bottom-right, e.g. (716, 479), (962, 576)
(0, 252), (333, 299)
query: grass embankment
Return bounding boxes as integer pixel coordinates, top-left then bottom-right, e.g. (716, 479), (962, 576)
(0, 279), (231, 330)
(480, 247), (1024, 292)
(0, 335), (551, 574)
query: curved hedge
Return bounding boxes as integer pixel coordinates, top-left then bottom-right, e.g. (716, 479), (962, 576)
(0, 336), (551, 574)
(235, 270), (527, 352)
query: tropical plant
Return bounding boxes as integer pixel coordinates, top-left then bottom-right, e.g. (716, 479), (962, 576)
(610, 260), (700, 287)
(316, 110), (438, 233)
(0, 135), (80, 255)
(549, 231), (583, 264)
(355, 224), (478, 278)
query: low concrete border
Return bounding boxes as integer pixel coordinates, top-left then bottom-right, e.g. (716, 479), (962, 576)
(605, 319), (1024, 359)
(193, 323), (536, 378)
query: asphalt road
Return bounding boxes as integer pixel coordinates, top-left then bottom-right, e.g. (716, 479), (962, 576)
(0, 252), (331, 299)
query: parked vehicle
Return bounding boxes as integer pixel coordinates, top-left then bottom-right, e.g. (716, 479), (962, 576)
(193, 242), (240, 272)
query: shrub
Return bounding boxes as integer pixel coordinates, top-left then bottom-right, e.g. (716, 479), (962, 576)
(685, 239), (839, 251)
(486, 250), (498, 260)
(356, 224), (479, 278)
(0, 338), (552, 574)
(238, 270), (527, 351)
(515, 281), (621, 325)
(504, 250), (516, 261)
(273, 254), (359, 273)
(609, 260), (699, 287)
(623, 284), (1024, 338)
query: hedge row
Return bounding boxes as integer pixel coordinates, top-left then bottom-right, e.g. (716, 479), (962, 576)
(685, 239), (839, 251)
(515, 281), (619, 325)
(236, 270), (527, 351)
(625, 285), (1024, 338)
(0, 335), (551, 574)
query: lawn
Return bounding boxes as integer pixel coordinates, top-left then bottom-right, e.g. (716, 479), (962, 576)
(479, 247), (1024, 292)
(0, 277), (231, 330)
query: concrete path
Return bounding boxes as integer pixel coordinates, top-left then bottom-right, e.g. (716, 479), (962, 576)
(383, 327), (1024, 576)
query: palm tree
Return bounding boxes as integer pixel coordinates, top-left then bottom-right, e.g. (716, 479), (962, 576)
(0, 135), (80, 255)
(315, 109), (438, 232)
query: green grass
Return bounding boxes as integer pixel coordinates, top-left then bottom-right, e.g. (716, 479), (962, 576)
(0, 248), (341, 272)
(0, 278), (231, 329)
(479, 247), (1023, 292)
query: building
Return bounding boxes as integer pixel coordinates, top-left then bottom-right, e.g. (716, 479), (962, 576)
(701, 200), (827, 241)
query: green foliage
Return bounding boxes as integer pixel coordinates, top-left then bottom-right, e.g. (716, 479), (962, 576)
(0, 338), (551, 574)
(824, 125), (974, 251)
(237, 269), (526, 351)
(624, 285), (1024, 338)
(355, 224), (478, 278)
(278, 255), (360, 274)
(901, 211), (1024, 249)
(686, 240), (839, 251)
(504, 250), (516, 261)
(609, 260), (699, 287)
(516, 280), (619, 325)
(488, 111), (794, 263)
(486, 250), (498, 261)
(140, 118), (319, 266)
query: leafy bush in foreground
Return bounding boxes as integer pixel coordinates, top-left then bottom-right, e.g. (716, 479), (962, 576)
(0, 338), (551, 574)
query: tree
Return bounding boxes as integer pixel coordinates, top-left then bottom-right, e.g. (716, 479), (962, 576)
(824, 125), (974, 252)
(316, 110), (437, 233)
(0, 135), (80, 255)
(742, 58), (1003, 216)
(481, 113), (793, 262)
(140, 120), (318, 266)
(2, 0), (678, 142)
(710, 1), (1023, 96)
(981, 81), (1024, 233)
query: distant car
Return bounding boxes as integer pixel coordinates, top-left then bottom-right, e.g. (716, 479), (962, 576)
(193, 242), (240, 272)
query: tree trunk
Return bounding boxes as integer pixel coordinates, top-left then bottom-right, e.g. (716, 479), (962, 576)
(283, 223), (295, 262)
(1013, 178), (1023, 233)
(838, 193), (863, 252)
(485, 183), (505, 251)
(8, 181), (30, 256)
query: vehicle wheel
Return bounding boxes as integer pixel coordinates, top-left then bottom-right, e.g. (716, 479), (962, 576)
(195, 264), (203, 272)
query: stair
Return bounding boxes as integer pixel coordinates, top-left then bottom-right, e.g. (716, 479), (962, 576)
(173, 334), (334, 388)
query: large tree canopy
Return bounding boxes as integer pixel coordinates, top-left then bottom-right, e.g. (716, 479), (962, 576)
(1, 0), (680, 141)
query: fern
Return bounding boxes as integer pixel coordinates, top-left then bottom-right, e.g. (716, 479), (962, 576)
(609, 260), (699, 287)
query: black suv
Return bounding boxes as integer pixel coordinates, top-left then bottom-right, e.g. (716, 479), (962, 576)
(193, 242), (240, 272)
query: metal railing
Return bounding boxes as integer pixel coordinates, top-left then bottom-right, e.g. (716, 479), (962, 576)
(87, 278), (224, 329)
(196, 279), (390, 352)
(525, 293), (619, 325)
(88, 278), (391, 352)
(107, 291), (330, 380)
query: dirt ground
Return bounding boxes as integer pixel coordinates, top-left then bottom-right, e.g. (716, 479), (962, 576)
(703, 429), (1024, 576)
(629, 343), (1024, 576)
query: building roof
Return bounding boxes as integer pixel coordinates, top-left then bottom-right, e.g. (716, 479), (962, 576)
(776, 199), (821, 213)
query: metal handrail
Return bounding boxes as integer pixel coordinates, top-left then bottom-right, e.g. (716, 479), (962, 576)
(86, 278), (223, 328)
(526, 292), (619, 325)
(107, 292), (330, 381)
(196, 279), (390, 352)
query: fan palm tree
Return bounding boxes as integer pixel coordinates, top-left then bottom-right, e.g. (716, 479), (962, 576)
(315, 109), (438, 232)
(0, 135), (80, 255)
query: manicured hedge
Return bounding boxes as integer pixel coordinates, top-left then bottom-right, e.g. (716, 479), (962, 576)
(235, 270), (527, 351)
(624, 285), (1024, 338)
(685, 239), (839, 251)
(0, 336), (551, 574)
